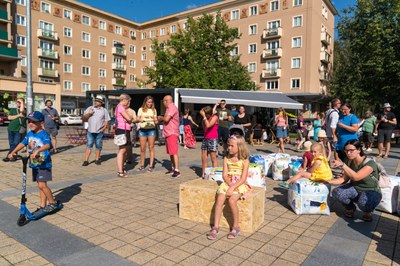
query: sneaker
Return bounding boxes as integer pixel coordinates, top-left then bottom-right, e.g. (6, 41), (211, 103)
(165, 169), (174, 175)
(366, 148), (372, 152)
(2, 157), (10, 162)
(44, 203), (58, 213)
(82, 161), (89, 166)
(171, 170), (181, 178)
(94, 160), (101, 165)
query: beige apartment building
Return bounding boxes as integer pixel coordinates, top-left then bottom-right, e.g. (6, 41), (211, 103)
(0, 0), (337, 114)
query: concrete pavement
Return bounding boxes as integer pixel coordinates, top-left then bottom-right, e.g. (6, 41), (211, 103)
(0, 129), (400, 265)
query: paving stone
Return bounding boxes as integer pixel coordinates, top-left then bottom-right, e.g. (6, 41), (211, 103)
(247, 252), (277, 265)
(228, 245), (255, 259)
(259, 243), (285, 257)
(127, 250), (157, 265)
(179, 255), (211, 266)
(161, 248), (192, 263)
(112, 244), (141, 258)
(144, 257), (175, 266)
(196, 247), (224, 261)
(99, 238), (126, 251)
(209, 239), (236, 252)
(279, 249), (308, 264)
(179, 241), (206, 254)
(214, 252), (244, 266)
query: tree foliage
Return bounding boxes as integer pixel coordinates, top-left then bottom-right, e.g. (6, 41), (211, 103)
(145, 13), (256, 91)
(330, 0), (400, 113)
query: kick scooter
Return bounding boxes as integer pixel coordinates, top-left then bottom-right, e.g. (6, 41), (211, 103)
(17, 155), (63, 226)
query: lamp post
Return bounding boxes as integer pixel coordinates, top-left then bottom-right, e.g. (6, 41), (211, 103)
(26, 0), (33, 114)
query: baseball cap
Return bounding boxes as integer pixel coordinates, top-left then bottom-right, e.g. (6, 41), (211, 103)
(27, 111), (44, 122)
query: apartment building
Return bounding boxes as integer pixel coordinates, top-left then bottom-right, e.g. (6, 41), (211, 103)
(0, 0), (337, 113)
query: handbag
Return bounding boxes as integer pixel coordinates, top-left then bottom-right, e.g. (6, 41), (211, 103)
(44, 108), (60, 130)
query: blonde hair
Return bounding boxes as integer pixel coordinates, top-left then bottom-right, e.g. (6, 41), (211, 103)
(278, 107), (287, 119)
(311, 142), (326, 158)
(119, 93), (131, 102)
(203, 106), (213, 117)
(141, 95), (156, 113)
(227, 135), (249, 160)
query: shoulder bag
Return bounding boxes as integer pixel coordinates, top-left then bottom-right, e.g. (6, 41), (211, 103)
(114, 108), (127, 146)
(45, 108), (60, 130)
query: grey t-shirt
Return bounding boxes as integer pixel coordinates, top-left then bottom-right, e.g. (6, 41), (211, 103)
(84, 106), (111, 133)
(42, 107), (59, 129)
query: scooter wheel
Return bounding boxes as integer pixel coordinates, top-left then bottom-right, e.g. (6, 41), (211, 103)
(17, 215), (28, 226)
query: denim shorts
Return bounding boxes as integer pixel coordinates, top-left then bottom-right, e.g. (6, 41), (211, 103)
(86, 132), (104, 150)
(139, 128), (156, 137)
(32, 169), (52, 182)
(201, 138), (218, 151)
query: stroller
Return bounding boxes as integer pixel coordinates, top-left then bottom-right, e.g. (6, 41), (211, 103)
(157, 124), (165, 146)
(229, 125), (245, 137)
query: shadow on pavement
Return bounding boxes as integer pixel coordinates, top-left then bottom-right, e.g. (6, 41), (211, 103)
(99, 153), (117, 162)
(53, 145), (76, 154)
(54, 183), (82, 203)
(189, 165), (202, 177)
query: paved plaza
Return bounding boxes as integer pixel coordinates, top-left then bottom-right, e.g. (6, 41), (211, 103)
(1, 127), (400, 266)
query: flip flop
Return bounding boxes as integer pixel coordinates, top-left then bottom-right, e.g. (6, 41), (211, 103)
(278, 181), (289, 189)
(207, 226), (219, 240)
(227, 227), (240, 239)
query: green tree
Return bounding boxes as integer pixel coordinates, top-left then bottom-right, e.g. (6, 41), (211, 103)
(146, 13), (256, 91)
(330, 0), (400, 113)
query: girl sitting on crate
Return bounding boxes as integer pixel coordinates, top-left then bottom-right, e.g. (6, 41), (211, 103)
(207, 135), (251, 240)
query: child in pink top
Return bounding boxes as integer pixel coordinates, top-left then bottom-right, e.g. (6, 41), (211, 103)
(200, 106), (219, 178)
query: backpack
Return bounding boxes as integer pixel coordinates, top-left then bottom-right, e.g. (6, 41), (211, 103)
(361, 157), (390, 188)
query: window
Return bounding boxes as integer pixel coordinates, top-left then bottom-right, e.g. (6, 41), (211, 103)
(292, 37), (302, 48)
(16, 14), (26, 26)
(64, 81), (72, 91)
(150, 60), (155, 67)
(99, 69), (106, 78)
(292, 57), (301, 68)
(99, 36), (106, 46)
(141, 53), (146, 61)
(171, 25), (176, 33)
(39, 21), (53, 31)
(115, 26), (122, 35)
(21, 56), (27, 67)
(81, 83), (90, 92)
(99, 20), (106, 30)
(150, 30), (156, 38)
(267, 41), (280, 50)
(16, 35), (26, 46)
(99, 53), (106, 62)
(82, 32), (90, 42)
(64, 45), (72, 55)
(82, 66), (90, 76)
(129, 74), (136, 82)
(294, 0), (303, 6)
(160, 27), (166, 36)
(82, 49), (90, 59)
(231, 46), (239, 56)
(82, 15), (90, 25)
(268, 20), (280, 29)
(64, 27), (72, 37)
(271, 1), (279, 11)
(291, 78), (300, 89)
(99, 85), (106, 91)
(130, 30), (136, 38)
(64, 63), (72, 73)
(250, 6), (258, 16)
(129, 45), (136, 53)
(141, 68), (147, 75)
(231, 10), (239, 20)
(41, 2), (50, 13)
(64, 9), (72, 20)
(267, 60), (279, 70)
(141, 46), (146, 52)
(16, 0), (26, 6)
(266, 81), (279, 90)
(248, 63), (256, 73)
(39, 40), (53, 51)
(293, 16), (303, 27)
(40, 59), (54, 69)
(249, 25), (257, 35)
(141, 32), (146, 40)
(249, 44), (257, 54)
(129, 60), (136, 68)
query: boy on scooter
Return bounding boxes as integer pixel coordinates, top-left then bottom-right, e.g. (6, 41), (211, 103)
(8, 111), (58, 215)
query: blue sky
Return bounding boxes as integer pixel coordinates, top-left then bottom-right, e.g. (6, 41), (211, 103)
(79, 0), (356, 24)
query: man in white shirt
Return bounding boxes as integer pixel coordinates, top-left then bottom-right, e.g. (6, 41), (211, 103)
(325, 98), (341, 159)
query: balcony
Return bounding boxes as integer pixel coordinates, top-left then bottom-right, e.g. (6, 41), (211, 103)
(262, 48), (282, 59)
(320, 50), (330, 64)
(112, 77), (126, 86)
(0, 10), (9, 21)
(37, 48), (58, 59)
(112, 63), (126, 72)
(262, 27), (282, 39)
(0, 45), (18, 60)
(321, 31), (332, 46)
(261, 68), (281, 79)
(37, 67), (58, 78)
(0, 29), (9, 42)
(37, 29), (58, 41)
(112, 47), (126, 57)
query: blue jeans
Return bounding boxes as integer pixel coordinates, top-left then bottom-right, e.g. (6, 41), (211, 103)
(8, 130), (21, 155)
(86, 132), (103, 150)
(332, 183), (382, 213)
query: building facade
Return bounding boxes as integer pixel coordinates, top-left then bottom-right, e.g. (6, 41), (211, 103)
(0, 0), (337, 114)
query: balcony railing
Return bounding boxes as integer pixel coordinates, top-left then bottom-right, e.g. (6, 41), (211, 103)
(111, 63), (126, 71)
(261, 68), (281, 79)
(262, 27), (282, 39)
(320, 50), (330, 64)
(37, 29), (58, 41)
(0, 10), (9, 21)
(0, 30), (8, 41)
(112, 47), (126, 56)
(321, 31), (332, 46)
(37, 67), (58, 77)
(262, 48), (282, 59)
(37, 48), (58, 59)
(112, 77), (126, 86)
(0, 45), (18, 59)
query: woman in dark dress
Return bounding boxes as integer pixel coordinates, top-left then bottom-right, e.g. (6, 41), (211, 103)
(234, 105), (252, 141)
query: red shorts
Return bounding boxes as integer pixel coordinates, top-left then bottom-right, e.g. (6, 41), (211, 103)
(165, 134), (179, 155)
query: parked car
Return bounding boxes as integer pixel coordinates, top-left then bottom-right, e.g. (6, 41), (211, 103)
(59, 114), (82, 125)
(0, 112), (9, 126)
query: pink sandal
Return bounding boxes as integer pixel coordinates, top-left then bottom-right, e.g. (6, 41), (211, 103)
(207, 226), (219, 240)
(227, 227), (240, 239)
